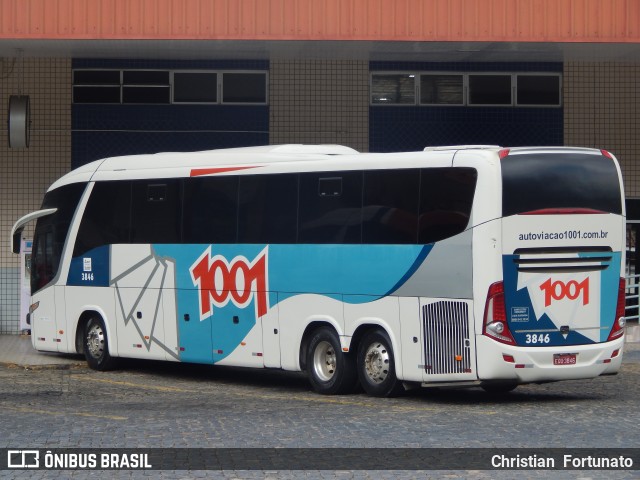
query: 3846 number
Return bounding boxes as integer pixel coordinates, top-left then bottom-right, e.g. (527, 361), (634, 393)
(525, 333), (550, 344)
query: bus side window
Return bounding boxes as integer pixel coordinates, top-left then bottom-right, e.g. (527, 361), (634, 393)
(183, 176), (238, 244)
(238, 174), (298, 244)
(362, 169), (420, 244)
(74, 181), (132, 257)
(418, 168), (477, 244)
(131, 180), (181, 244)
(298, 171), (363, 244)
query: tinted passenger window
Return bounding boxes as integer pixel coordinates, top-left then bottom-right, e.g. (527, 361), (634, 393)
(131, 180), (181, 243)
(299, 172), (363, 243)
(363, 169), (420, 244)
(183, 177), (238, 243)
(238, 174), (298, 243)
(418, 168), (477, 244)
(74, 181), (131, 256)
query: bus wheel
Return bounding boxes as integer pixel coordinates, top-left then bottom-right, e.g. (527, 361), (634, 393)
(307, 327), (357, 395)
(357, 329), (403, 397)
(83, 316), (117, 371)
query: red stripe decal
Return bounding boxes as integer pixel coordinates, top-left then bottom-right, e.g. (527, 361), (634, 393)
(519, 208), (606, 215)
(190, 166), (260, 177)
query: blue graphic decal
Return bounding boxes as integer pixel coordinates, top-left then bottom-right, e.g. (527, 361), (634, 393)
(153, 243), (431, 363)
(270, 244), (432, 303)
(68, 246), (110, 287)
(502, 251), (621, 346)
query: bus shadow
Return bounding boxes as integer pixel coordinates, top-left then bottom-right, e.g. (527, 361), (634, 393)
(402, 384), (606, 404)
(105, 358), (614, 404)
(113, 358), (311, 391)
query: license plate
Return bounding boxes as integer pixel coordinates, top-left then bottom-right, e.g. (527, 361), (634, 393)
(553, 353), (577, 365)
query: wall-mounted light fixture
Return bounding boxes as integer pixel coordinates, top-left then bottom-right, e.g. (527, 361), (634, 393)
(8, 49), (30, 148)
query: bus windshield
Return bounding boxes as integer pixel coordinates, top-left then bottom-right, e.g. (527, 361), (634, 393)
(31, 183), (86, 294)
(501, 152), (622, 216)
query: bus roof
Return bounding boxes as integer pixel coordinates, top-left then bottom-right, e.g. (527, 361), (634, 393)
(48, 144), (612, 191)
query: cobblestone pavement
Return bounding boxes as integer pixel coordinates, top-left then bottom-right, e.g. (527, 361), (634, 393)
(1, 344), (639, 479)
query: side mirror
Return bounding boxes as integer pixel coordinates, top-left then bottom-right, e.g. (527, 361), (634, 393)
(12, 227), (22, 254)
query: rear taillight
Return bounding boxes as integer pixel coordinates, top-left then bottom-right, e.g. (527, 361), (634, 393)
(483, 281), (516, 345)
(607, 278), (626, 341)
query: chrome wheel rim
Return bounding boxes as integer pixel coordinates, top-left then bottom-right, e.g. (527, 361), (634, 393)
(312, 340), (337, 382)
(363, 341), (390, 384)
(86, 322), (105, 359)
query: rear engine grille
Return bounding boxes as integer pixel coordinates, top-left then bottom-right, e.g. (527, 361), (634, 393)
(422, 301), (471, 375)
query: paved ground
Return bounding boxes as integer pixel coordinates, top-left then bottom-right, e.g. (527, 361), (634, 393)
(0, 334), (85, 368)
(0, 331), (639, 479)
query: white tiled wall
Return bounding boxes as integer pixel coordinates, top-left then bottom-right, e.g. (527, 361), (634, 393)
(0, 57), (71, 333)
(269, 59), (369, 152)
(564, 62), (640, 197)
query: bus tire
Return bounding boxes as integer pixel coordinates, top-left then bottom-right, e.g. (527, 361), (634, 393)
(357, 329), (403, 397)
(306, 327), (358, 395)
(83, 316), (117, 371)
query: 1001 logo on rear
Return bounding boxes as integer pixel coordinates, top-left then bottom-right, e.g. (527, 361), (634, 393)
(540, 278), (589, 307)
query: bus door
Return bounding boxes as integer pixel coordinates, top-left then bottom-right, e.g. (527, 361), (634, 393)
(31, 288), (60, 352)
(30, 226), (60, 351)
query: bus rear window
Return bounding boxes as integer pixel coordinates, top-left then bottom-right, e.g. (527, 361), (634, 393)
(501, 153), (622, 217)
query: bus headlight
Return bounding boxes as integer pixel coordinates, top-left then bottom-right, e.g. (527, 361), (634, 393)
(29, 302), (39, 314)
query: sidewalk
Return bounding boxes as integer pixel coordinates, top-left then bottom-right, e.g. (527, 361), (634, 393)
(0, 323), (639, 368)
(0, 334), (85, 368)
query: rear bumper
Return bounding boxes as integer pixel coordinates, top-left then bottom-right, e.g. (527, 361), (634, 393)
(476, 335), (625, 384)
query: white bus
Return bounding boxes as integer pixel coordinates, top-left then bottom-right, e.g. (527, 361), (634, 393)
(11, 144), (627, 396)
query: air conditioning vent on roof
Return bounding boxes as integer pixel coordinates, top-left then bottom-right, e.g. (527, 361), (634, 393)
(267, 144), (359, 155)
(423, 145), (501, 152)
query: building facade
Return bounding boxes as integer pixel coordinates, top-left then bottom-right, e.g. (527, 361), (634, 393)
(1, 0), (639, 332)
